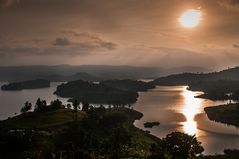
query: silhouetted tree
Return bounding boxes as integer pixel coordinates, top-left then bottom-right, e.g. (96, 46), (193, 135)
(72, 99), (80, 122)
(82, 101), (89, 112)
(161, 132), (204, 159)
(34, 98), (47, 112)
(51, 99), (62, 109)
(21, 102), (32, 113)
(66, 104), (72, 109)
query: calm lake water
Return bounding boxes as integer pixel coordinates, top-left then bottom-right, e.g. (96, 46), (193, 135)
(0, 82), (68, 120)
(0, 83), (238, 154)
(134, 86), (239, 155)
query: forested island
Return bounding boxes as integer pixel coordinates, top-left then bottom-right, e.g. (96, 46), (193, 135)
(188, 80), (239, 100)
(1, 79), (50, 91)
(54, 79), (154, 105)
(152, 67), (239, 101)
(204, 103), (239, 127)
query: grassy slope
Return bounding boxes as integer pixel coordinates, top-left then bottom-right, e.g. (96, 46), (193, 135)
(0, 108), (157, 144)
(0, 109), (85, 129)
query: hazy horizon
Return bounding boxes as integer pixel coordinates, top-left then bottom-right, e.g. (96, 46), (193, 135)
(0, 0), (239, 69)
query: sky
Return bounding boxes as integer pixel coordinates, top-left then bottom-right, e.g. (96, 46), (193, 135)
(0, 0), (239, 69)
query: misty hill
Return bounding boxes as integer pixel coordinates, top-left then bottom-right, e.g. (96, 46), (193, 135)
(0, 65), (159, 82)
(44, 72), (101, 82)
(1, 79), (50, 91)
(159, 66), (212, 76)
(153, 66), (239, 86)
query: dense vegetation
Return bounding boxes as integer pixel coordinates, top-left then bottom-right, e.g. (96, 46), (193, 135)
(0, 98), (238, 158)
(54, 80), (154, 105)
(1, 79), (50, 91)
(204, 103), (239, 127)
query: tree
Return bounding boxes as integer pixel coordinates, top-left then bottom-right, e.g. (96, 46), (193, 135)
(108, 125), (132, 159)
(34, 98), (47, 112)
(72, 99), (80, 122)
(82, 101), (89, 112)
(21, 102), (32, 113)
(50, 99), (62, 109)
(161, 132), (204, 159)
(66, 104), (72, 109)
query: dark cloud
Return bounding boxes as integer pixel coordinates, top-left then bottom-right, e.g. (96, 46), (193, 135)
(0, 34), (117, 57)
(54, 37), (71, 46)
(233, 44), (239, 48)
(218, 0), (239, 10)
(62, 30), (118, 50)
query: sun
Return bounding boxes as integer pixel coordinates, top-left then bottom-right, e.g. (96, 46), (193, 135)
(179, 9), (202, 28)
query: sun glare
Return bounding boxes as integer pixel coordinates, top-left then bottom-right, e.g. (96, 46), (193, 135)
(180, 87), (202, 136)
(179, 9), (202, 28)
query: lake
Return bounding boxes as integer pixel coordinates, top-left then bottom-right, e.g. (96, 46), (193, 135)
(134, 86), (239, 155)
(0, 82), (68, 120)
(0, 83), (238, 154)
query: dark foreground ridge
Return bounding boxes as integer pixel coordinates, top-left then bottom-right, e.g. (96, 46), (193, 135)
(204, 103), (239, 127)
(0, 98), (238, 158)
(1, 79), (50, 91)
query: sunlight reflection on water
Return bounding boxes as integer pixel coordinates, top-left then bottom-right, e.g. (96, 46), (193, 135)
(180, 86), (202, 136)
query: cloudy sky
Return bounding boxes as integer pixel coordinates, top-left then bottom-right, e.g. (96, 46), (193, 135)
(0, 0), (239, 69)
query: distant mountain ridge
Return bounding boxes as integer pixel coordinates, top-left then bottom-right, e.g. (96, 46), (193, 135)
(153, 67), (239, 85)
(43, 72), (101, 82)
(0, 65), (159, 82)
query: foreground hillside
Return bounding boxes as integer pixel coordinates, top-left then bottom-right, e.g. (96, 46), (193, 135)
(0, 98), (238, 159)
(0, 102), (158, 158)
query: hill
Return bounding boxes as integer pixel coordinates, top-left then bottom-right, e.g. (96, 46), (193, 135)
(0, 65), (159, 82)
(153, 67), (239, 86)
(44, 72), (101, 82)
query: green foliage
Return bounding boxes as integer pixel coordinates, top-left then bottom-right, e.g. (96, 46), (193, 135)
(148, 132), (204, 159)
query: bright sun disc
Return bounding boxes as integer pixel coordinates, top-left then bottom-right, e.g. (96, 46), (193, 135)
(179, 9), (202, 28)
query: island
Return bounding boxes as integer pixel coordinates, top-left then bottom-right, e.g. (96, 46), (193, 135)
(54, 79), (154, 105)
(1, 79), (50, 91)
(204, 103), (239, 127)
(144, 122), (160, 128)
